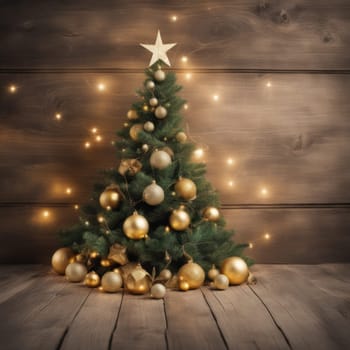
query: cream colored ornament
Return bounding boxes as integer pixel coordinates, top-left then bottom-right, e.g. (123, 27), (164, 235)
(129, 123), (143, 141)
(214, 274), (229, 290)
(143, 181), (165, 206)
(65, 262), (87, 283)
(101, 271), (123, 292)
(141, 144), (149, 152)
(127, 109), (138, 120)
(146, 80), (155, 90)
(99, 187), (121, 209)
(125, 264), (152, 294)
(203, 207), (220, 222)
(144, 121), (155, 132)
(161, 146), (174, 158)
(150, 149), (172, 169)
(84, 271), (100, 288)
(208, 265), (220, 281)
(151, 283), (166, 299)
(51, 247), (75, 275)
(169, 206), (191, 231)
(159, 269), (172, 281)
(123, 212), (149, 240)
(149, 97), (158, 106)
(155, 106), (167, 119)
(176, 132), (187, 143)
(221, 257), (249, 285)
(175, 177), (197, 200)
(154, 69), (166, 81)
(178, 261), (205, 290)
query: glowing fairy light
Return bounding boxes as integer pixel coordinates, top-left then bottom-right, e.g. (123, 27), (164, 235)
(228, 180), (235, 187)
(98, 216), (104, 223)
(91, 127), (98, 134)
(84, 142), (91, 149)
(74, 205), (79, 210)
(97, 83), (106, 91)
(66, 188), (72, 195)
(213, 94), (219, 101)
(181, 56), (188, 63)
(55, 113), (62, 120)
(185, 73), (192, 80)
(266, 81), (272, 88)
(193, 148), (204, 159)
(260, 187), (268, 196)
(184, 104), (189, 110)
(249, 243), (254, 249)
(171, 15), (177, 22)
(264, 233), (271, 240)
(84, 221), (90, 226)
(95, 135), (102, 142)
(42, 210), (50, 218)
(227, 158), (235, 165)
(9, 85), (17, 93)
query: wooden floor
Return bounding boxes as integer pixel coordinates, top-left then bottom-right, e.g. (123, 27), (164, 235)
(0, 264), (349, 350)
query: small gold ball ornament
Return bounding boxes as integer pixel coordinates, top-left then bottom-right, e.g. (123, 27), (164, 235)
(221, 257), (249, 285)
(142, 144), (149, 152)
(154, 69), (165, 82)
(178, 261), (205, 290)
(150, 149), (172, 169)
(175, 177), (197, 200)
(84, 271), (100, 287)
(143, 181), (165, 206)
(208, 265), (220, 281)
(155, 106), (167, 119)
(159, 269), (172, 281)
(126, 264), (152, 294)
(99, 187), (121, 209)
(176, 132), (187, 143)
(146, 80), (155, 90)
(123, 212), (149, 240)
(51, 247), (75, 275)
(65, 262), (87, 283)
(149, 97), (158, 106)
(144, 121), (155, 132)
(214, 274), (229, 290)
(129, 123), (143, 141)
(151, 283), (166, 299)
(101, 271), (123, 292)
(169, 206), (191, 231)
(127, 109), (138, 120)
(203, 207), (220, 222)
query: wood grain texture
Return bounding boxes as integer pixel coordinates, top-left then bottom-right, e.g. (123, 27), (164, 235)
(0, 0), (350, 70)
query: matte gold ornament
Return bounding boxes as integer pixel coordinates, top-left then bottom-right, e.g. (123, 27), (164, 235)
(65, 262), (87, 283)
(203, 207), (220, 222)
(214, 274), (229, 290)
(123, 212), (149, 240)
(141, 144), (149, 152)
(101, 271), (123, 292)
(149, 97), (158, 106)
(155, 105), (167, 119)
(176, 131), (187, 143)
(51, 247), (75, 275)
(144, 121), (155, 132)
(125, 264), (152, 294)
(84, 271), (100, 288)
(108, 243), (129, 265)
(129, 123), (143, 141)
(159, 269), (172, 281)
(169, 206), (191, 231)
(99, 187), (121, 209)
(118, 159), (142, 176)
(150, 149), (172, 169)
(143, 181), (165, 206)
(154, 69), (166, 82)
(146, 80), (155, 90)
(178, 261), (205, 290)
(175, 177), (197, 200)
(161, 146), (174, 158)
(208, 265), (220, 281)
(221, 257), (249, 285)
(127, 109), (138, 120)
(151, 283), (166, 299)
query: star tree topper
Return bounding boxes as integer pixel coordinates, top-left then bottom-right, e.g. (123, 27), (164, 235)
(140, 30), (177, 67)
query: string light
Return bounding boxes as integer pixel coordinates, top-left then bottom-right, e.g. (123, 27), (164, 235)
(55, 113), (62, 120)
(264, 233), (271, 240)
(8, 85), (17, 93)
(84, 221), (90, 226)
(181, 56), (188, 63)
(98, 216), (104, 223)
(171, 15), (177, 22)
(227, 158), (235, 165)
(184, 104), (189, 110)
(260, 187), (268, 196)
(97, 83), (106, 92)
(95, 135), (102, 142)
(249, 243), (254, 249)
(228, 180), (235, 187)
(42, 210), (50, 218)
(84, 141), (91, 149)
(185, 73), (192, 80)
(66, 187), (72, 195)
(193, 148), (204, 159)
(266, 81), (272, 88)
(213, 94), (219, 101)
(74, 204), (79, 210)
(91, 127), (98, 134)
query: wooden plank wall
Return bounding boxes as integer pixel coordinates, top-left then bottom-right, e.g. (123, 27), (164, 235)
(1, 0), (349, 263)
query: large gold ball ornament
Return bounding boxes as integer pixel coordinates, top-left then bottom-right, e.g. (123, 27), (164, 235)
(154, 69), (165, 82)
(155, 106), (167, 119)
(127, 109), (138, 120)
(214, 274), (229, 290)
(143, 181), (164, 206)
(99, 188), (121, 209)
(129, 123), (143, 141)
(126, 265), (152, 294)
(84, 271), (100, 288)
(101, 271), (123, 292)
(123, 212), (149, 240)
(178, 262), (205, 290)
(144, 121), (155, 132)
(151, 283), (166, 299)
(176, 131), (187, 143)
(51, 247), (75, 275)
(169, 206), (191, 231)
(208, 265), (220, 281)
(150, 150), (172, 169)
(221, 257), (249, 285)
(175, 177), (197, 200)
(149, 97), (158, 106)
(146, 80), (155, 90)
(203, 207), (220, 222)
(65, 262), (87, 283)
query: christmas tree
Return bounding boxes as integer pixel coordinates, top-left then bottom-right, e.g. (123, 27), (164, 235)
(55, 31), (252, 293)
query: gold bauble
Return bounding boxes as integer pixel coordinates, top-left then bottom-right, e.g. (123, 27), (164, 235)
(214, 274), (229, 290)
(159, 269), (172, 281)
(176, 131), (187, 143)
(208, 265), (220, 281)
(150, 150), (172, 169)
(179, 280), (190, 291)
(169, 206), (191, 231)
(100, 258), (113, 267)
(99, 188), (121, 209)
(143, 181), (165, 206)
(144, 121), (155, 132)
(123, 212), (149, 240)
(154, 105), (167, 119)
(151, 283), (166, 299)
(146, 80), (155, 90)
(84, 271), (100, 287)
(101, 271), (123, 292)
(127, 109), (138, 120)
(125, 264), (152, 294)
(65, 262), (87, 283)
(178, 262), (205, 290)
(129, 123), (143, 141)
(51, 247), (75, 275)
(203, 207), (220, 222)
(175, 177), (197, 200)
(149, 97), (158, 106)
(161, 146), (174, 158)
(141, 144), (149, 152)
(154, 69), (166, 82)
(221, 257), (249, 285)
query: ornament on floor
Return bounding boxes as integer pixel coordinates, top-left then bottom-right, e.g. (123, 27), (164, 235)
(108, 243), (129, 265)
(150, 149), (172, 169)
(146, 80), (155, 90)
(127, 109), (138, 120)
(65, 262), (87, 283)
(143, 181), (165, 206)
(213, 274), (229, 290)
(129, 123), (144, 141)
(118, 159), (142, 176)
(151, 283), (166, 299)
(175, 177), (197, 200)
(123, 212), (149, 240)
(221, 256), (249, 285)
(101, 271), (123, 292)
(158, 268), (172, 282)
(178, 259), (205, 291)
(203, 207), (220, 222)
(144, 121), (155, 132)
(169, 206), (191, 231)
(176, 131), (187, 143)
(51, 247), (75, 275)
(126, 264), (152, 294)
(84, 271), (100, 288)
(155, 105), (167, 119)
(149, 97), (158, 106)
(99, 185), (121, 209)
(208, 264), (220, 281)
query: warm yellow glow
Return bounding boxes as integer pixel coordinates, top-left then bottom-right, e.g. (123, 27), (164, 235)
(185, 73), (192, 80)
(90, 251), (99, 258)
(91, 127), (98, 134)
(181, 56), (188, 63)
(143, 105), (149, 111)
(171, 15), (177, 22)
(193, 148), (204, 159)
(95, 135), (102, 142)
(98, 216), (104, 223)
(74, 204), (79, 210)
(9, 85), (17, 93)
(266, 81), (272, 88)
(122, 148), (126, 152)
(228, 180), (235, 187)
(85, 221), (90, 226)
(260, 187), (268, 196)
(264, 233), (271, 240)
(106, 206), (111, 211)
(165, 226), (170, 233)
(213, 94), (219, 101)
(249, 243), (254, 249)
(42, 210), (50, 218)
(227, 158), (235, 165)
(55, 113), (62, 120)
(184, 104), (189, 110)
(84, 141), (91, 149)
(97, 83), (106, 91)
(66, 187), (72, 195)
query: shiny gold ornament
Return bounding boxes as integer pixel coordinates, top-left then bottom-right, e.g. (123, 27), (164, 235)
(175, 177), (197, 200)
(141, 144), (149, 152)
(158, 269), (172, 281)
(155, 105), (167, 119)
(144, 121), (155, 132)
(178, 261), (205, 290)
(108, 243), (129, 265)
(129, 123), (143, 141)
(99, 187), (121, 209)
(221, 257), (249, 285)
(203, 207), (220, 222)
(90, 251), (100, 259)
(123, 212), (149, 240)
(176, 131), (187, 143)
(150, 149), (172, 169)
(161, 146), (174, 158)
(101, 271), (123, 292)
(127, 109), (138, 120)
(75, 254), (86, 263)
(143, 181), (165, 206)
(125, 264), (152, 294)
(146, 80), (155, 90)
(149, 97), (158, 106)
(179, 280), (190, 291)
(208, 265), (220, 281)
(154, 69), (165, 82)
(151, 283), (166, 299)
(118, 159), (142, 176)
(100, 258), (113, 267)
(169, 206), (191, 231)
(84, 271), (100, 288)
(51, 247), (75, 275)
(65, 262), (87, 283)
(214, 274), (229, 290)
